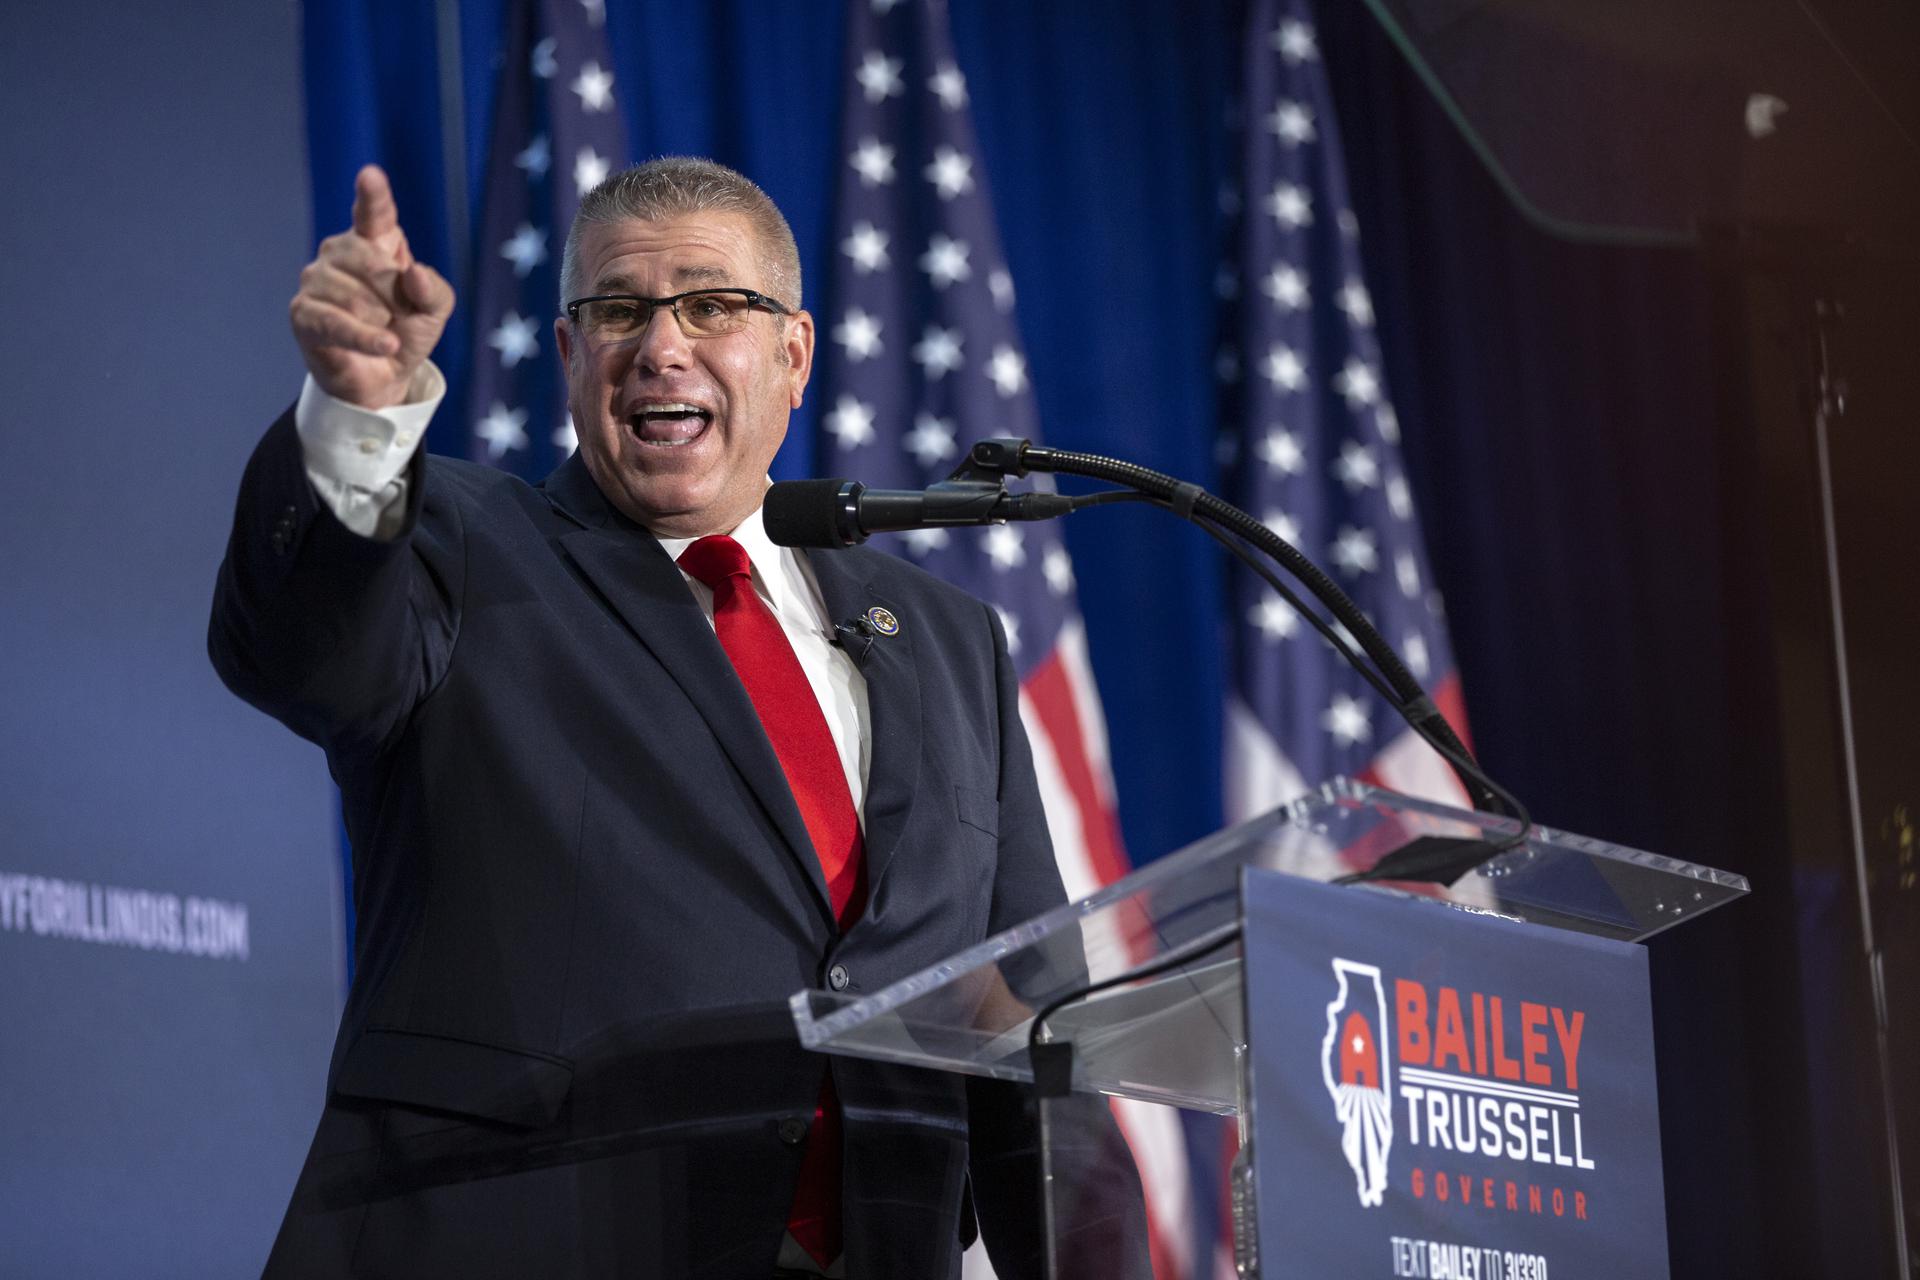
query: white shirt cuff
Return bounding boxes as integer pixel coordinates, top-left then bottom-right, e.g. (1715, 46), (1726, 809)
(294, 363), (445, 492)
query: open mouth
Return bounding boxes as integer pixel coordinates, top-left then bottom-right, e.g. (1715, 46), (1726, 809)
(626, 402), (713, 447)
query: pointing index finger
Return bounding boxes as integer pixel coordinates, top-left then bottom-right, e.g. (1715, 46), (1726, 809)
(351, 164), (400, 242)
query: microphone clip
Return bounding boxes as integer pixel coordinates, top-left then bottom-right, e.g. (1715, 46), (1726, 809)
(946, 437), (1033, 484)
(832, 616), (876, 667)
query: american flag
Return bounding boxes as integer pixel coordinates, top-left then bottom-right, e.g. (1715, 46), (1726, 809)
(818, 2), (1192, 1276)
(465, 0), (626, 479)
(1211, 3), (1468, 1269)
(1220, 0), (1470, 825)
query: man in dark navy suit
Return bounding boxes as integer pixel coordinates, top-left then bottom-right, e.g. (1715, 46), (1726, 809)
(211, 158), (1146, 1277)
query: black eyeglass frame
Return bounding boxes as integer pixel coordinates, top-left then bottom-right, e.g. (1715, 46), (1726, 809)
(563, 287), (794, 338)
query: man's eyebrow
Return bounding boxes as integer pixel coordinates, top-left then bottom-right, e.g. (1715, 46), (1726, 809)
(591, 264), (744, 295)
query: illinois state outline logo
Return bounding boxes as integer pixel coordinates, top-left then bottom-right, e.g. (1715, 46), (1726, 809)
(1322, 958), (1394, 1207)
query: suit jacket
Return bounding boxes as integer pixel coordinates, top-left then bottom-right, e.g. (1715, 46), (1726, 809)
(210, 410), (1146, 1278)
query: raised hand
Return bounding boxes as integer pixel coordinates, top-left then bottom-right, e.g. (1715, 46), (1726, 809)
(289, 165), (455, 410)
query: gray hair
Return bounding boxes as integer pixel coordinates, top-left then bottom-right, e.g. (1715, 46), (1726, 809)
(558, 156), (802, 312)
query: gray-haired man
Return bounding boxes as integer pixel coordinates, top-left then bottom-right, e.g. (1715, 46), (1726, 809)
(214, 158), (1147, 1277)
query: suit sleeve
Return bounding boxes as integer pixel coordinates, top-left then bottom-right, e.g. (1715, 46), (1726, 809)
(966, 602), (1152, 1279)
(207, 406), (463, 760)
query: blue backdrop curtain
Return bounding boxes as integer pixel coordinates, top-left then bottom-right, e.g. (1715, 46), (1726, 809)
(299, 3), (1864, 1273)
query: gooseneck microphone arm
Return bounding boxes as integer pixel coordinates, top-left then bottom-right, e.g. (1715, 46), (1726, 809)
(951, 439), (1525, 831)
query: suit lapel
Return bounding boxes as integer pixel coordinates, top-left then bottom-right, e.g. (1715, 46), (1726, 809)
(807, 548), (923, 908)
(544, 459), (834, 925)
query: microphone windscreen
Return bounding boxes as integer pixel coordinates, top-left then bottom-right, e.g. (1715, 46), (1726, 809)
(763, 479), (853, 548)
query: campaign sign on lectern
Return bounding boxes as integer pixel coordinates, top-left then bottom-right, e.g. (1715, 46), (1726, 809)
(1243, 868), (1668, 1279)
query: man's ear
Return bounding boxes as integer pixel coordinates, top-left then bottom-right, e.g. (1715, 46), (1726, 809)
(554, 315), (574, 368)
(782, 310), (815, 408)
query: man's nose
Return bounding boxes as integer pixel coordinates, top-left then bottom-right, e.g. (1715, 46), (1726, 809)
(631, 302), (692, 372)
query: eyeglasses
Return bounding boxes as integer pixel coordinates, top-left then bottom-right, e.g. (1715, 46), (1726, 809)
(564, 288), (793, 341)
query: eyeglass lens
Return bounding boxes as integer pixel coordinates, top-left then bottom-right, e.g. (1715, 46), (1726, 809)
(576, 290), (756, 340)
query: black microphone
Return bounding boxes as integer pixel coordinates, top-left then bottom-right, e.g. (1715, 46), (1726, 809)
(763, 478), (1074, 548)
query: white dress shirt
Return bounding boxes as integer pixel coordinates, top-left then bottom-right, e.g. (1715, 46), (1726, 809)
(293, 371), (872, 821)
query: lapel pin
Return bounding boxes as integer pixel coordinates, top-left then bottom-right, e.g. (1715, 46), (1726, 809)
(864, 606), (900, 637)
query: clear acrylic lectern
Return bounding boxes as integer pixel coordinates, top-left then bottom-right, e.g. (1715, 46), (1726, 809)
(790, 778), (1749, 1276)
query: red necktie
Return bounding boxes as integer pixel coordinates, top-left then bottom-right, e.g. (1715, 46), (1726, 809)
(677, 534), (865, 1266)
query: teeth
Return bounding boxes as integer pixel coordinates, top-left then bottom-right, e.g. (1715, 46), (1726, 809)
(631, 402), (707, 417)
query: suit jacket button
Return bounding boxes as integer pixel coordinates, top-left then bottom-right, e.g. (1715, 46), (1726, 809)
(778, 1116), (809, 1145)
(828, 964), (851, 992)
